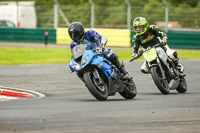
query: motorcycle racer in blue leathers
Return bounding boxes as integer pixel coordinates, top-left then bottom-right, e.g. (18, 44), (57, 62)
(68, 22), (130, 79)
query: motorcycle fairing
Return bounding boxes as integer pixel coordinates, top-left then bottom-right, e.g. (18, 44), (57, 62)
(91, 55), (114, 79)
(69, 58), (81, 72)
(143, 47), (168, 68)
(143, 48), (156, 62)
(70, 46), (115, 79)
(155, 47), (168, 66)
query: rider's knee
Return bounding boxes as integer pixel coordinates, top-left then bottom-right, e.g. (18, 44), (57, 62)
(107, 53), (118, 62)
(166, 49), (178, 61)
(112, 54), (118, 60)
(173, 51), (178, 59)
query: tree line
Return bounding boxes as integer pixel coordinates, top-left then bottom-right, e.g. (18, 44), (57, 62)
(1, 0), (199, 28)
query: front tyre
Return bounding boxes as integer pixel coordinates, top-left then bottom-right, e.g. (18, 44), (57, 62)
(150, 66), (170, 94)
(119, 79), (137, 99)
(176, 77), (187, 93)
(83, 71), (108, 101)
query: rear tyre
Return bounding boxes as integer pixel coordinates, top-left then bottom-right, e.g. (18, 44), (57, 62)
(176, 77), (187, 93)
(83, 71), (108, 101)
(150, 66), (170, 94)
(119, 79), (137, 99)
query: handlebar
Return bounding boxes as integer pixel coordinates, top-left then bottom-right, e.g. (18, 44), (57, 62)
(129, 43), (162, 62)
(129, 50), (144, 62)
(129, 58), (135, 62)
(154, 42), (162, 48)
(94, 46), (106, 53)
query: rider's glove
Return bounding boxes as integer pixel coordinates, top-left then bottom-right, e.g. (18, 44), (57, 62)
(99, 43), (104, 48)
(96, 47), (102, 53)
(132, 52), (137, 59)
(162, 37), (167, 46)
(99, 36), (107, 48)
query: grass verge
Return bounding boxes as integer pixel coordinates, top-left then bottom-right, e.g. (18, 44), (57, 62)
(0, 47), (199, 65)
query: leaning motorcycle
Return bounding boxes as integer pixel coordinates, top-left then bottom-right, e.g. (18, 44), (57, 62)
(69, 41), (137, 101)
(130, 43), (187, 94)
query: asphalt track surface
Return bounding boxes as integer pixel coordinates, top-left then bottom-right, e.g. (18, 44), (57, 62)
(0, 59), (200, 133)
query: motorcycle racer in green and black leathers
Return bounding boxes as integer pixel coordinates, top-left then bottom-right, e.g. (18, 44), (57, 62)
(131, 17), (184, 74)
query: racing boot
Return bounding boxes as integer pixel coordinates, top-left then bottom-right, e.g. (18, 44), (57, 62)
(118, 64), (131, 80)
(112, 59), (131, 79)
(108, 53), (131, 79)
(174, 59), (184, 73)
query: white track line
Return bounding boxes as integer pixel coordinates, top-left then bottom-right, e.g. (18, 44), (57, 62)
(0, 86), (45, 101)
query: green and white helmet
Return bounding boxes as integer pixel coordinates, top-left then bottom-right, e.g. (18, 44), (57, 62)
(133, 17), (148, 35)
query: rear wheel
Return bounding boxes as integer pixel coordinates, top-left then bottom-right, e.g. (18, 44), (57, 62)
(150, 66), (170, 94)
(83, 71), (108, 101)
(176, 77), (187, 93)
(119, 79), (137, 99)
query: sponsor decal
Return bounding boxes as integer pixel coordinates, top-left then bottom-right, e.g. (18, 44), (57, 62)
(98, 63), (102, 68)
(141, 35), (154, 44)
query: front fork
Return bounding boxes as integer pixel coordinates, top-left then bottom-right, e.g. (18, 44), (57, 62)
(92, 69), (104, 86)
(158, 58), (167, 80)
(149, 58), (167, 80)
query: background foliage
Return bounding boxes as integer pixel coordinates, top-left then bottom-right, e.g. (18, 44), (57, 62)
(1, 0), (200, 28)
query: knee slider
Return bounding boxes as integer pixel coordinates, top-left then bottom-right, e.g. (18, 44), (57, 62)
(167, 49), (178, 61)
(173, 51), (178, 59)
(109, 53), (118, 62)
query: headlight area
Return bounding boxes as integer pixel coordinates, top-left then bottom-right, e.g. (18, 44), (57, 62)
(72, 64), (80, 70)
(82, 55), (89, 66)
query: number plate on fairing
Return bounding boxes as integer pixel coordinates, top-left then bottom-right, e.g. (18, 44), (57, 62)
(143, 48), (157, 62)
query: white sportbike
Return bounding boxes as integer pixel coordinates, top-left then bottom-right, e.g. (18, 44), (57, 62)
(130, 43), (187, 94)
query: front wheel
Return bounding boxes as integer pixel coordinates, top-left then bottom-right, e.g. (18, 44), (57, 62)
(83, 71), (108, 101)
(150, 66), (170, 94)
(176, 77), (187, 93)
(119, 79), (137, 99)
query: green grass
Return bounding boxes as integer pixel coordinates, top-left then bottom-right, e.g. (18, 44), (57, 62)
(0, 47), (71, 65)
(115, 49), (200, 61)
(0, 47), (199, 65)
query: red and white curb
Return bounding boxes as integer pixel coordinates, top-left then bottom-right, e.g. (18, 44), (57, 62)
(0, 86), (45, 101)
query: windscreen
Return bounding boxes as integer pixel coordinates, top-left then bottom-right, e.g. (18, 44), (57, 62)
(71, 41), (97, 60)
(83, 40), (97, 50)
(71, 44), (87, 60)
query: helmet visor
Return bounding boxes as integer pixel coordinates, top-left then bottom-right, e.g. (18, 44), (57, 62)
(134, 25), (144, 31)
(70, 31), (82, 42)
(74, 35), (82, 42)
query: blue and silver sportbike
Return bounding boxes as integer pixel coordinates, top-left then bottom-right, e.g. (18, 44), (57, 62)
(69, 41), (137, 101)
